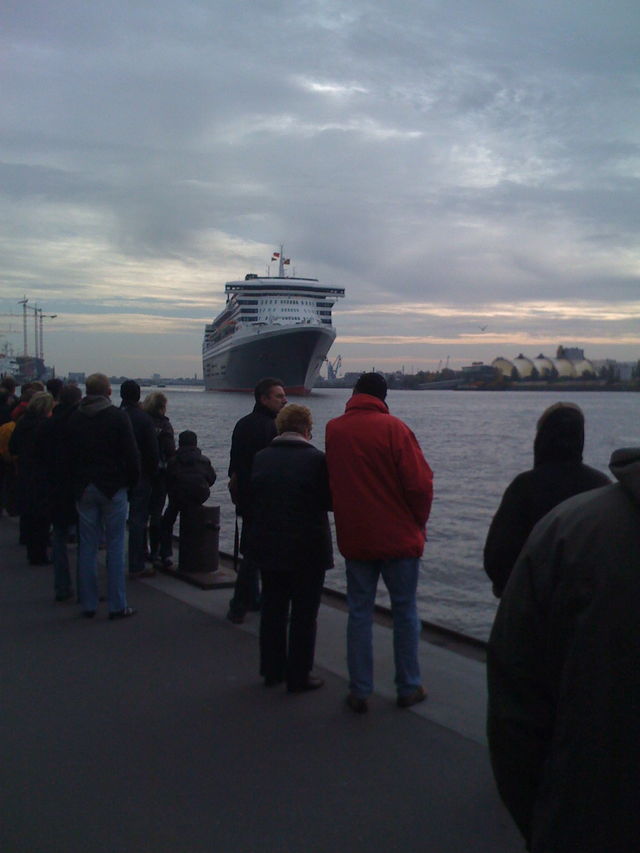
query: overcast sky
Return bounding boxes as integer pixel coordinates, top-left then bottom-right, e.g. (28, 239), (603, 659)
(2, 0), (639, 378)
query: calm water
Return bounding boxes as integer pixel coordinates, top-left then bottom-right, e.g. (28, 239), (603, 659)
(155, 387), (639, 641)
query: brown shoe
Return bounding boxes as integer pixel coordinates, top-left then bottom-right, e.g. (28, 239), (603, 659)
(397, 686), (427, 708)
(287, 676), (324, 693)
(346, 693), (368, 714)
(129, 567), (156, 579)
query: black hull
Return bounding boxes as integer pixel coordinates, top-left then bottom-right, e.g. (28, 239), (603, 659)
(203, 326), (335, 394)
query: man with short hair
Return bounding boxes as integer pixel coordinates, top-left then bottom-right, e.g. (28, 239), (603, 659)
(226, 377), (287, 624)
(119, 379), (159, 578)
(487, 446), (640, 853)
(325, 372), (434, 713)
(67, 373), (140, 619)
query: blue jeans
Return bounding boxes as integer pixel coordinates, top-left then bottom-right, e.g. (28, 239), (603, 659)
(128, 477), (152, 573)
(77, 485), (128, 613)
(346, 557), (422, 699)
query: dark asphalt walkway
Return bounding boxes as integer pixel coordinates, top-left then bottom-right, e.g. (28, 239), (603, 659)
(0, 516), (522, 853)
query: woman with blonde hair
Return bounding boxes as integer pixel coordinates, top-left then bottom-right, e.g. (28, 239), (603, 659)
(141, 390), (175, 564)
(244, 404), (333, 692)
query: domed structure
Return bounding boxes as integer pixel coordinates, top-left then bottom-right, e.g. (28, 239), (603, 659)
(572, 358), (596, 378)
(531, 354), (554, 378)
(551, 358), (576, 378)
(511, 354), (535, 379)
(491, 357), (516, 378)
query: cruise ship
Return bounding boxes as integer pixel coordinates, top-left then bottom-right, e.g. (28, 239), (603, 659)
(202, 249), (345, 394)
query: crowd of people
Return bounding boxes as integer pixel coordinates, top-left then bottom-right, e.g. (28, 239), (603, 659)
(1, 369), (639, 851)
(0, 373), (215, 615)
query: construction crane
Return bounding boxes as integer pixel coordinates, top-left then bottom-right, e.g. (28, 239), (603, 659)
(327, 354), (342, 381)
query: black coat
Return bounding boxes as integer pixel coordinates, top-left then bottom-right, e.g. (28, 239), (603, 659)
(67, 396), (140, 498)
(149, 413), (175, 469)
(228, 403), (278, 516)
(166, 446), (216, 506)
(484, 405), (610, 597)
(36, 401), (80, 526)
(244, 436), (333, 572)
(487, 448), (640, 852)
(8, 410), (49, 517)
(121, 402), (159, 480)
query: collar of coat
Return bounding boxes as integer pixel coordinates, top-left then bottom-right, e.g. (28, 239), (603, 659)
(345, 393), (389, 414)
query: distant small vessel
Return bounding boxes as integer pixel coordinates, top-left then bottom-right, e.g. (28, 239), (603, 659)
(202, 248), (345, 394)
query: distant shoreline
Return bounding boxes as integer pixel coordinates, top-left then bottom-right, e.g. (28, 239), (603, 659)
(318, 380), (639, 392)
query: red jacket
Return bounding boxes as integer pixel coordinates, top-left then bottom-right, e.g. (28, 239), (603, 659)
(325, 394), (433, 560)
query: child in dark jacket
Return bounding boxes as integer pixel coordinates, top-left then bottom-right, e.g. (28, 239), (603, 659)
(157, 430), (216, 568)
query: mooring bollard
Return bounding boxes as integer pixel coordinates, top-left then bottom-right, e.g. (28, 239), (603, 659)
(178, 504), (220, 574)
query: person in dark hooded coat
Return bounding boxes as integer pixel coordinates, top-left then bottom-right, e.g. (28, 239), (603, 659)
(483, 401), (610, 597)
(487, 446), (640, 853)
(158, 430), (216, 567)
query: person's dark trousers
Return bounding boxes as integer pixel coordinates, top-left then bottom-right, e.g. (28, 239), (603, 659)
(147, 471), (167, 560)
(4, 461), (19, 518)
(228, 516), (261, 617)
(228, 557), (261, 617)
(159, 500), (181, 560)
(127, 477), (152, 574)
(24, 512), (50, 564)
(52, 520), (75, 597)
(259, 566), (325, 687)
(0, 459), (5, 516)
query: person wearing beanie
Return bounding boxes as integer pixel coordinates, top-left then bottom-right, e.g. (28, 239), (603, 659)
(483, 402), (610, 597)
(158, 430), (216, 568)
(325, 372), (434, 713)
(119, 379), (159, 578)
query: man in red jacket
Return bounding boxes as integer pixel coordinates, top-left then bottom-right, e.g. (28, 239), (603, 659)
(325, 373), (434, 713)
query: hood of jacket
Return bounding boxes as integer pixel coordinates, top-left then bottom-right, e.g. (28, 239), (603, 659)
(609, 447), (640, 504)
(79, 395), (113, 418)
(175, 445), (203, 466)
(534, 402), (584, 466)
(344, 393), (390, 415)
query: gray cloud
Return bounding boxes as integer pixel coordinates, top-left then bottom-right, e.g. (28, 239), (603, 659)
(2, 0), (639, 375)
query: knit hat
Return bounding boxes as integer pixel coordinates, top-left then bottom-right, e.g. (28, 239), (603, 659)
(179, 430), (198, 447)
(120, 379), (141, 403)
(353, 372), (387, 401)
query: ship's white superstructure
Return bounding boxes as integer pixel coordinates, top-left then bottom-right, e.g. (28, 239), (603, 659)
(202, 249), (344, 393)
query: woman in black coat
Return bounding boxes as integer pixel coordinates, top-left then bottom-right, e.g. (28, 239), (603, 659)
(141, 391), (176, 562)
(9, 391), (55, 564)
(36, 384), (83, 599)
(245, 404), (333, 693)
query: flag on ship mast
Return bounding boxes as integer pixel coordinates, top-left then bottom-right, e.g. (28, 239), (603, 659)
(271, 251), (280, 260)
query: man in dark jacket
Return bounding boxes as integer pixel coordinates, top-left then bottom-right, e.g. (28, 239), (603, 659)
(120, 379), (159, 578)
(158, 430), (216, 567)
(226, 377), (287, 624)
(487, 446), (640, 853)
(67, 373), (140, 619)
(483, 402), (610, 597)
(245, 404), (332, 692)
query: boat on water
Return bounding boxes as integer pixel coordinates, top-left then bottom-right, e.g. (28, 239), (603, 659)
(202, 248), (345, 394)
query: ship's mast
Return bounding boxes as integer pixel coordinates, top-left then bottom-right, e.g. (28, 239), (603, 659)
(278, 244), (285, 278)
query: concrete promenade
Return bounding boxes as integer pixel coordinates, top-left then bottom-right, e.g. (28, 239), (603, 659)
(1, 515), (522, 853)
